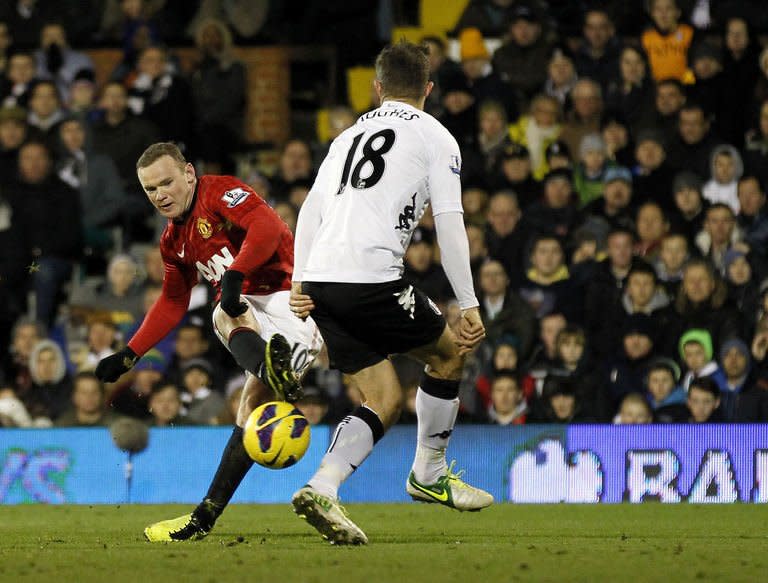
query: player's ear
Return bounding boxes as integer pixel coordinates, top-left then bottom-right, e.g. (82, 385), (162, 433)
(184, 162), (196, 183)
(373, 79), (383, 99)
(424, 81), (434, 98)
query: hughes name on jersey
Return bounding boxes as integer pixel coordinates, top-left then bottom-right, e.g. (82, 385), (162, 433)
(300, 100), (463, 283)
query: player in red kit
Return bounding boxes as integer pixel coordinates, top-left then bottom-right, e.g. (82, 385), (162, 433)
(95, 142), (323, 542)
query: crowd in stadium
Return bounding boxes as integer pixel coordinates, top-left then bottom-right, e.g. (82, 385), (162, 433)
(1, 0), (768, 430)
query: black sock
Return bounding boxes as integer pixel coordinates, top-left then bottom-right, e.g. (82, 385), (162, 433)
(228, 327), (267, 376)
(193, 426), (254, 529)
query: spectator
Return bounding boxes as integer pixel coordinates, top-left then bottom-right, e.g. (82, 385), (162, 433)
(66, 69), (98, 122)
(670, 171), (708, 243)
(552, 324), (605, 419)
(531, 375), (592, 423)
(526, 169), (582, 241)
(294, 386), (331, 425)
(632, 130), (675, 208)
(559, 79), (603, 159)
(165, 322), (212, 385)
(98, 0), (161, 44)
(1, 317), (45, 392)
(574, 8), (621, 91)
(718, 337), (754, 421)
(686, 376), (722, 423)
(474, 337), (526, 409)
(1, 51), (37, 108)
(91, 80), (159, 200)
(605, 313), (658, 410)
(0, 21), (10, 75)
(141, 245), (164, 289)
(737, 176), (768, 256)
(55, 371), (119, 427)
(462, 187), (490, 229)
(148, 381), (189, 427)
(508, 94), (562, 180)
(180, 358), (224, 425)
(403, 227), (451, 303)
(0, 105), (28, 178)
(654, 232), (690, 297)
(694, 203), (742, 274)
(464, 101), (510, 188)
(601, 112), (634, 168)
(313, 105), (355, 169)
(702, 146), (743, 213)
(487, 370), (527, 425)
(544, 139), (571, 172)
(519, 235), (583, 322)
(641, 0), (694, 83)
(438, 65), (476, 150)
(460, 28), (517, 120)
(127, 45), (195, 153)
(487, 143), (539, 208)
(743, 99), (768, 188)
(581, 166), (636, 245)
(634, 201), (669, 261)
(525, 311), (567, 378)
(109, 348), (166, 419)
(491, 4), (555, 102)
(466, 223), (488, 274)
(720, 16), (760, 148)
(71, 254), (144, 328)
(84, 318), (118, 370)
(26, 79), (65, 142)
(679, 327), (727, 392)
(56, 116), (127, 255)
(665, 102), (719, 180)
(645, 357), (688, 422)
(0, 180), (29, 352)
(665, 259), (744, 355)
(33, 22), (94, 101)
(476, 259), (536, 358)
(6, 139), (82, 327)
(638, 79), (687, 146)
(21, 338), (71, 423)
(615, 392), (653, 424)
(724, 248), (761, 331)
(190, 17), (246, 174)
(270, 138), (313, 203)
(421, 35), (460, 119)
(687, 43), (725, 125)
(605, 46), (655, 133)
(484, 190), (530, 286)
(544, 47), (577, 106)
(572, 133), (613, 207)
(455, 0), (526, 38)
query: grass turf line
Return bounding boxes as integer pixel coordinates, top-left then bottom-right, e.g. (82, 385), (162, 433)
(0, 504), (765, 583)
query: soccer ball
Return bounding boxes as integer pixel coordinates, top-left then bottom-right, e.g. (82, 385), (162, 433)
(243, 401), (310, 469)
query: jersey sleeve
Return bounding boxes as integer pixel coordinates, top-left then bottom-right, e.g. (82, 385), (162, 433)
(426, 125), (464, 216)
(127, 251), (196, 356)
(293, 143), (339, 281)
(207, 179), (288, 275)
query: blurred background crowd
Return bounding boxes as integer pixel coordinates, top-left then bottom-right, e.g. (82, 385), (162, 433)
(2, 0), (768, 431)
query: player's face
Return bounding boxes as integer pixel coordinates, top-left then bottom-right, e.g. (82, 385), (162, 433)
(138, 155), (196, 218)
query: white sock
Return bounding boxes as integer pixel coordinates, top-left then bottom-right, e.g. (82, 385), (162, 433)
(307, 412), (375, 499)
(412, 388), (458, 484)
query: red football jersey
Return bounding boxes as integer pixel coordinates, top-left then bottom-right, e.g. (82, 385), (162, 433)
(128, 175), (293, 356)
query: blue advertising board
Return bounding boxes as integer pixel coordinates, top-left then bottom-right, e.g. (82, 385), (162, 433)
(1, 424), (767, 504)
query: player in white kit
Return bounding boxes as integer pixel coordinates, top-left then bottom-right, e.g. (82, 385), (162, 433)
(289, 41), (493, 545)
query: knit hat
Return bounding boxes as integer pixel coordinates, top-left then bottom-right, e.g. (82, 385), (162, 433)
(647, 356), (681, 383)
(579, 133), (606, 158)
(723, 248), (747, 272)
(719, 337), (750, 364)
(459, 28), (489, 61)
(679, 328), (713, 361)
(673, 170), (703, 193)
(604, 165), (632, 184)
(134, 349), (167, 373)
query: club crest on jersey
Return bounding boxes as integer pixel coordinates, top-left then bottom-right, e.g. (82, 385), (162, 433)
(449, 155), (461, 176)
(222, 187), (250, 208)
(197, 217), (213, 239)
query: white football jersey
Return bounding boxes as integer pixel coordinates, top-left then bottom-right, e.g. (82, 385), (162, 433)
(300, 100), (463, 283)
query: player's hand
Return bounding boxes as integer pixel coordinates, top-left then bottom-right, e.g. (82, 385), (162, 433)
(290, 281), (315, 320)
(220, 270), (249, 317)
(456, 307), (485, 355)
(95, 347), (138, 382)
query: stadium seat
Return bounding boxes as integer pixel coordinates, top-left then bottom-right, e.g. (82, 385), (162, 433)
(419, 0), (469, 33)
(346, 67), (376, 113)
(316, 108), (331, 144)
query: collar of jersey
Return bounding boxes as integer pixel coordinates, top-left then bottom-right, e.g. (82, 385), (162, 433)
(172, 179), (200, 225)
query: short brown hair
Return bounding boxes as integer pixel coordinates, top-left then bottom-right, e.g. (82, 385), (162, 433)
(136, 142), (187, 170)
(374, 41), (429, 100)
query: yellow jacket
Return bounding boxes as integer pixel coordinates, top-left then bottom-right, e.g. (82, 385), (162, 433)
(641, 24), (694, 82)
(508, 115), (562, 180)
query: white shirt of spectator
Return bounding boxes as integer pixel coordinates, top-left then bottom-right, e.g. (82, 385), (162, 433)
(299, 100), (463, 283)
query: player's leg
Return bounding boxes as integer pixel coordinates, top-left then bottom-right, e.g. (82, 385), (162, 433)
(404, 325), (493, 511)
(293, 357), (400, 545)
(213, 300), (302, 402)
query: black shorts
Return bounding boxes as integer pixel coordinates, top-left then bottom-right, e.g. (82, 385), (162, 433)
(303, 280), (446, 374)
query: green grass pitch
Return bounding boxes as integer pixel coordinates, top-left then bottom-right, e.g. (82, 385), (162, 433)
(0, 504), (766, 582)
